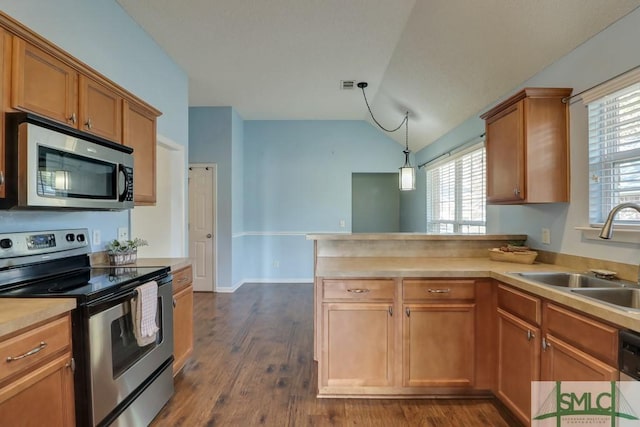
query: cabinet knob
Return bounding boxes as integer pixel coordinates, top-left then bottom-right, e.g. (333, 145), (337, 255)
(405, 307), (411, 317)
(69, 113), (77, 124)
(173, 297), (177, 308)
(85, 118), (92, 129)
(542, 337), (551, 350)
(388, 306), (393, 316)
(0, 171), (4, 186)
(206, 234), (212, 238)
(513, 187), (521, 196)
(527, 330), (535, 341)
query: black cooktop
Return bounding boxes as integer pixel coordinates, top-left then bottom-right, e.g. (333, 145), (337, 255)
(0, 264), (170, 304)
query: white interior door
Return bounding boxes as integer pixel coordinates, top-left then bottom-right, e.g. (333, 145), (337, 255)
(188, 164), (216, 292)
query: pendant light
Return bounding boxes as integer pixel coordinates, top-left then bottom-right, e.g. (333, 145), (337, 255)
(357, 82), (416, 191)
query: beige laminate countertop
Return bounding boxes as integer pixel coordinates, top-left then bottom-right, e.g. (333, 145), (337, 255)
(307, 233), (527, 241)
(315, 256), (640, 333)
(0, 298), (76, 338)
(129, 257), (192, 271)
(93, 257), (192, 271)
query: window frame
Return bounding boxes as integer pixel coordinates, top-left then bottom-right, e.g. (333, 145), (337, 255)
(425, 141), (486, 234)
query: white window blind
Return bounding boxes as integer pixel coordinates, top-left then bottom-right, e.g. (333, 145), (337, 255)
(426, 144), (486, 233)
(588, 82), (640, 225)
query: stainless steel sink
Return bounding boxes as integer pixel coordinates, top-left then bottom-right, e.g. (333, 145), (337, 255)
(570, 288), (640, 311)
(514, 272), (628, 288)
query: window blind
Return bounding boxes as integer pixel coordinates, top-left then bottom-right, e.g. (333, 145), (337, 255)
(426, 144), (486, 233)
(588, 82), (640, 224)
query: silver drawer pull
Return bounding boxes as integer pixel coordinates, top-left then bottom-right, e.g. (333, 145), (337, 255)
(6, 341), (47, 362)
(347, 288), (370, 294)
(427, 288), (451, 293)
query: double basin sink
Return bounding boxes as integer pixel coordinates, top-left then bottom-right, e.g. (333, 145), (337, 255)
(512, 272), (640, 312)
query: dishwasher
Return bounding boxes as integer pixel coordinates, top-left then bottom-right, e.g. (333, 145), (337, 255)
(620, 330), (640, 381)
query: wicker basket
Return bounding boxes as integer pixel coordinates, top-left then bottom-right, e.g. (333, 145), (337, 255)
(107, 250), (137, 266)
(488, 248), (538, 264)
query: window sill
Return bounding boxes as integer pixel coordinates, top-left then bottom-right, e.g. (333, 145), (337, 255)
(576, 226), (640, 244)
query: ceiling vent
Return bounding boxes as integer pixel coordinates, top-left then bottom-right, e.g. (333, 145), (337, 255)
(340, 80), (356, 90)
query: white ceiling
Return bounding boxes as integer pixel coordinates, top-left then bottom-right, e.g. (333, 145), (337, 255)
(117, 0), (640, 152)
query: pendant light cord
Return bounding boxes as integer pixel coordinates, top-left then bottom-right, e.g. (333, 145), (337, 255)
(359, 84), (408, 133)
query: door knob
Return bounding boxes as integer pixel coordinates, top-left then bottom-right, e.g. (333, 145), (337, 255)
(206, 234), (212, 238)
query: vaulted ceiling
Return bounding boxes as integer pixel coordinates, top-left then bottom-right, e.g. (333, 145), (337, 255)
(118, 0), (640, 151)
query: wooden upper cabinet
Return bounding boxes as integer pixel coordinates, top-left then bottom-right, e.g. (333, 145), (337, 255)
(79, 75), (122, 143)
(0, 29), (10, 199)
(11, 38), (77, 126)
(481, 88), (572, 204)
(123, 99), (157, 205)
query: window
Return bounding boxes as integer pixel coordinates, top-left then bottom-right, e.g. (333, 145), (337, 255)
(426, 144), (486, 233)
(588, 82), (640, 225)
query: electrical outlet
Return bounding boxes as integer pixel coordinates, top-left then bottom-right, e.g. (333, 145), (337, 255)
(92, 229), (101, 246)
(273, 260), (280, 268)
(339, 219), (346, 228)
(541, 228), (551, 245)
(118, 227), (129, 241)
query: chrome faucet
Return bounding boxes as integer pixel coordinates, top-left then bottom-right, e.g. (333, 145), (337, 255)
(599, 202), (640, 284)
(599, 202), (640, 239)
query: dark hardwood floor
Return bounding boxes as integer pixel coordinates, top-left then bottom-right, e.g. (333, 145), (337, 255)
(152, 283), (521, 427)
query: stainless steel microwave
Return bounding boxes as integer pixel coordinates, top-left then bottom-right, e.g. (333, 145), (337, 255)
(1, 113), (134, 210)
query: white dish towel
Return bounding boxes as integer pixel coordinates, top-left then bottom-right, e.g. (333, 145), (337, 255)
(131, 280), (159, 347)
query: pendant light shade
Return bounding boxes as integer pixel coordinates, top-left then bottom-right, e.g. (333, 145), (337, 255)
(399, 150), (416, 191)
(357, 82), (416, 191)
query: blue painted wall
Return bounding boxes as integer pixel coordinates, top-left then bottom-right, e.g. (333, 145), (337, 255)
(242, 120), (402, 282)
(0, 1), (188, 249)
(189, 117), (403, 284)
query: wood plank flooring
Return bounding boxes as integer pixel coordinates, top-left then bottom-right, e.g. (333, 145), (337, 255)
(152, 283), (521, 427)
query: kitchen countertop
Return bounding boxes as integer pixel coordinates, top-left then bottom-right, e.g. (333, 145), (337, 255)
(307, 233), (527, 241)
(0, 298), (76, 338)
(128, 257), (192, 271)
(315, 256), (640, 333)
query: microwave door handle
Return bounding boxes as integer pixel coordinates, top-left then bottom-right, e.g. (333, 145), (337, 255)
(118, 164), (131, 202)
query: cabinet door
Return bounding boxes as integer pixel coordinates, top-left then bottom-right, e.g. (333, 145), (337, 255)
(321, 302), (394, 388)
(485, 100), (525, 203)
(497, 308), (540, 426)
(541, 334), (618, 381)
(0, 353), (75, 426)
(79, 75), (122, 143)
(0, 29), (9, 199)
(403, 303), (475, 388)
(11, 39), (77, 126)
(173, 283), (194, 376)
(123, 100), (157, 205)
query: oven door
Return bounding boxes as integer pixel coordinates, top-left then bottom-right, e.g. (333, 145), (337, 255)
(22, 121), (133, 210)
(88, 279), (173, 426)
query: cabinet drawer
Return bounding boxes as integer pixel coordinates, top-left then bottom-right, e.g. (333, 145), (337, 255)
(403, 279), (475, 301)
(498, 284), (541, 325)
(543, 303), (617, 366)
(0, 315), (71, 384)
(172, 265), (193, 293)
(322, 279), (395, 301)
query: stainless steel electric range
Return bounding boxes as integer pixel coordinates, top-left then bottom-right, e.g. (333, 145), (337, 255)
(0, 228), (174, 427)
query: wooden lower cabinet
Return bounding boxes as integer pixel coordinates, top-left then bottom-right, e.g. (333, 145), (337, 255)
(403, 303), (475, 388)
(0, 313), (75, 426)
(321, 302), (395, 389)
(541, 334), (617, 381)
(0, 353), (75, 426)
(172, 265), (194, 376)
(495, 283), (620, 426)
(496, 308), (540, 426)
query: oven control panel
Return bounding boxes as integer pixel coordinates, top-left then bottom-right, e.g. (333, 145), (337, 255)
(0, 228), (90, 266)
(26, 233), (56, 250)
